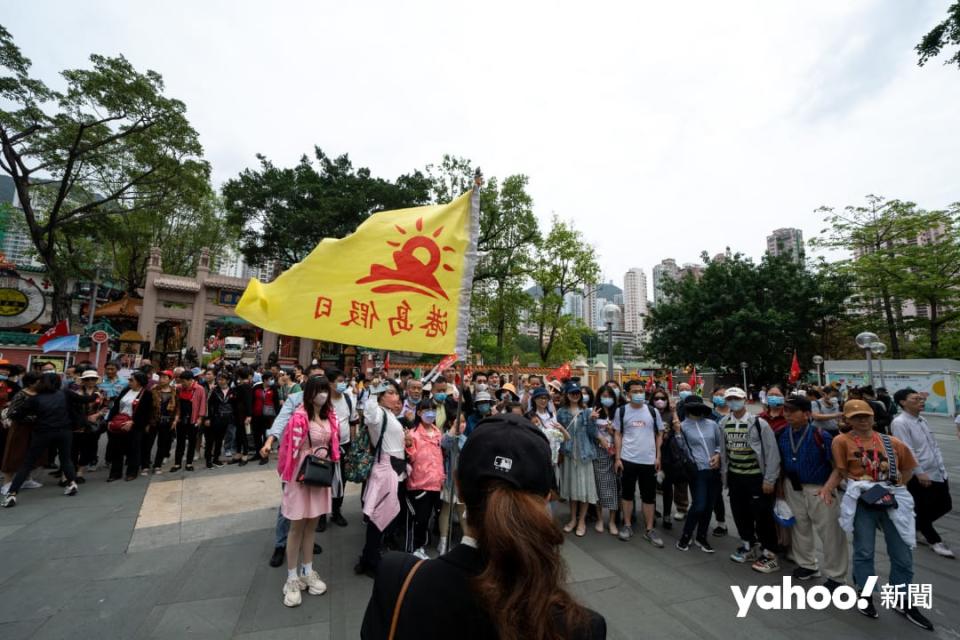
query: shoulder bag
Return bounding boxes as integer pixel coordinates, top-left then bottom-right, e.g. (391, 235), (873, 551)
(296, 419), (334, 487)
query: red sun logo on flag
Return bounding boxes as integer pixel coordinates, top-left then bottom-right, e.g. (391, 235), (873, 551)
(356, 217), (456, 300)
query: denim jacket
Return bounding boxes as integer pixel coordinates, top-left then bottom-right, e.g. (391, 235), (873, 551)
(557, 407), (599, 462)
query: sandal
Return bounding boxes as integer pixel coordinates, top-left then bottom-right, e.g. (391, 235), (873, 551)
(609, 523), (619, 536)
(563, 522), (576, 533)
(575, 523), (586, 537)
(595, 521), (604, 534)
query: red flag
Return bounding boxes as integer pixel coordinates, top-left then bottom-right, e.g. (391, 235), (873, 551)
(382, 352), (390, 374)
(788, 350), (801, 384)
(37, 319), (69, 347)
(688, 365), (698, 389)
(548, 362), (572, 381)
(645, 375), (655, 392)
(667, 371), (674, 392)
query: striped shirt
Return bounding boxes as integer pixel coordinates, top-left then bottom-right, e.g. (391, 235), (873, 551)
(723, 417), (761, 476)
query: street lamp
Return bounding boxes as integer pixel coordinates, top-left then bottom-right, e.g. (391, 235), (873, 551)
(603, 303), (620, 382)
(812, 355), (824, 386)
(855, 331), (879, 386)
(740, 361), (748, 392)
(869, 341), (887, 388)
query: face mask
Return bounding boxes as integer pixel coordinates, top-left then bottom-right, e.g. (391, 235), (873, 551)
(728, 400), (745, 412)
(654, 399), (667, 409)
(582, 394), (592, 406)
(489, 382), (500, 390)
(600, 397), (615, 408)
(713, 396), (726, 407)
(0, 375), (7, 381)
(767, 396), (784, 407)
(268, 380), (275, 387)
(612, 388), (621, 398)
(630, 393), (645, 405)
(421, 411), (437, 424)
(313, 393), (328, 406)
(475, 383), (488, 392)
(336, 382), (348, 394)
(477, 403), (491, 415)
(679, 390), (691, 400)
(433, 392), (447, 403)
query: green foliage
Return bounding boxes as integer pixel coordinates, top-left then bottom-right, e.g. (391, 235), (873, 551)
(644, 253), (852, 384)
(916, 2), (960, 68)
(222, 148), (431, 267)
(812, 196), (960, 358)
(0, 25), (209, 320)
(530, 217), (601, 364)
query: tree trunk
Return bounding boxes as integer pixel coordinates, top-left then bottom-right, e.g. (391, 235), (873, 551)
(879, 284), (901, 358)
(928, 299), (939, 357)
(49, 272), (73, 324)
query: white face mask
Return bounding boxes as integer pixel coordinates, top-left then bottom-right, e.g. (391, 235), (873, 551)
(313, 393), (328, 406)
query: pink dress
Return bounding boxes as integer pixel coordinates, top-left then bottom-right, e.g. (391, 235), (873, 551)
(281, 418), (333, 520)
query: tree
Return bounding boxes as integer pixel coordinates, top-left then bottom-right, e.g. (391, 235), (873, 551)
(917, 2), (960, 68)
(424, 155), (541, 363)
(530, 217), (600, 364)
(889, 205), (960, 357)
(0, 25), (209, 320)
(644, 253), (851, 384)
(811, 196), (918, 358)
(222, 148), (431, 268)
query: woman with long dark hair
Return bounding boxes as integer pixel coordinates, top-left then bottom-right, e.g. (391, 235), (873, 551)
(275, 375), (339, 608)
(362, 414), (606, 639)
(557, 382), (599, 537)
(592, 385), (620, 535)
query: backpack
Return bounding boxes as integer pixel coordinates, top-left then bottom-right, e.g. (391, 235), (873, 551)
(342, 411), (385, 483)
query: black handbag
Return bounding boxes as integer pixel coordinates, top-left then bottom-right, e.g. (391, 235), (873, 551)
(859, 483), (898, 510)
(296, 426), (334, 487)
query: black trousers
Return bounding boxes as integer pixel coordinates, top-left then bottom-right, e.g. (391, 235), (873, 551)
(205, 418), (228, 465)
(11, 430), (75, 493)
(107, 429), (142, 479)
(727, 472), (777, 552)
(174, 421), (197, 465)
(410, 490), (440, 549)
(71, 431), (98, 469)
(714, 486), (726, 523)
(361, 481), (408, 570)
(152, 421), (174, 468)
(908, 477), (953, 545)
(251, 415), (273, 455)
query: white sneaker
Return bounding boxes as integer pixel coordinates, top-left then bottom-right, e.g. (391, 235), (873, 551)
(282, 578), (302, 607)
(1, 482), (10, 495)
(63, 482), (78, 496)
(931, 542), (955, 559)
(673, 510), (686, 521)
(413, 547), (430, 560)
(85, 464), (97, 472)
(21, 479), (43, 490)
(437, 537), (448, 555)
(298, 571), (327, 596)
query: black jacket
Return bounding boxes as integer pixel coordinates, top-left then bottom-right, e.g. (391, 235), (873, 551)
(13, 389), (91, 433)
(108, 386), (154, 432)
(362, 545), (606, 640)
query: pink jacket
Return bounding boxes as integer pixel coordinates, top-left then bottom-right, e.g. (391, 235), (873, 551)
(277, 405), (340, 484)
(405, 425), (445, 492)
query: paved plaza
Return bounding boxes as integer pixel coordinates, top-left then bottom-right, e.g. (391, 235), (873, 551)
(1, 414), (958, 639)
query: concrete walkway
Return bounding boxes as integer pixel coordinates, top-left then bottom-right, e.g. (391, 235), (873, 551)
(0, 415), (958, 639)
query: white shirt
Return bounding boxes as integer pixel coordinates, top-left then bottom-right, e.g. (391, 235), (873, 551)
(613, 403), (658, 465)
(119, 389), (139, 416)
(331, 393), (358, 445)
(364, 397), (405, 459)
(891, 411), (947, 482)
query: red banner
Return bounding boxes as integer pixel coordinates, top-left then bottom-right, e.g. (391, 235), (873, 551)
(548, 362), (572, 381)
(37, 319), (69, 347)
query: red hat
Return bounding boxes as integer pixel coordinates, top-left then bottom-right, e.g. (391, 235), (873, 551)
(160, 370), (175, 379)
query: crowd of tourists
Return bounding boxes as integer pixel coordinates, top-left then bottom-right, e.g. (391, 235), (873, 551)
(0, 358), (955, 636)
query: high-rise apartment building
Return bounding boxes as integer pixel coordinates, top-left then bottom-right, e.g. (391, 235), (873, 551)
(623, 268), (648, 335)
(652, 259), (680, 307)
(766, 227), (804, 264)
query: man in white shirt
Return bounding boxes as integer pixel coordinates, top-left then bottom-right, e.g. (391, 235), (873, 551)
(320, 368), (359, 530)
(891, 388), (954, 558)
(613, 379), (664, 548)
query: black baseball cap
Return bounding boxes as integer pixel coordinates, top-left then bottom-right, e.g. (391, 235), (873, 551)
(456, 414), (554, 505)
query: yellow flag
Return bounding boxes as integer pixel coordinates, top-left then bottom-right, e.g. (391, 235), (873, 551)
(236, 190), (479, 355)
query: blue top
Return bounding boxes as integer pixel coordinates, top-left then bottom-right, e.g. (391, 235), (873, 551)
(777, 421), (834, 486)
(557, 406), (599, 462)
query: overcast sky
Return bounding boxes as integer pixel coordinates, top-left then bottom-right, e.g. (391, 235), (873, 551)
(7, 1), (960, 289)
